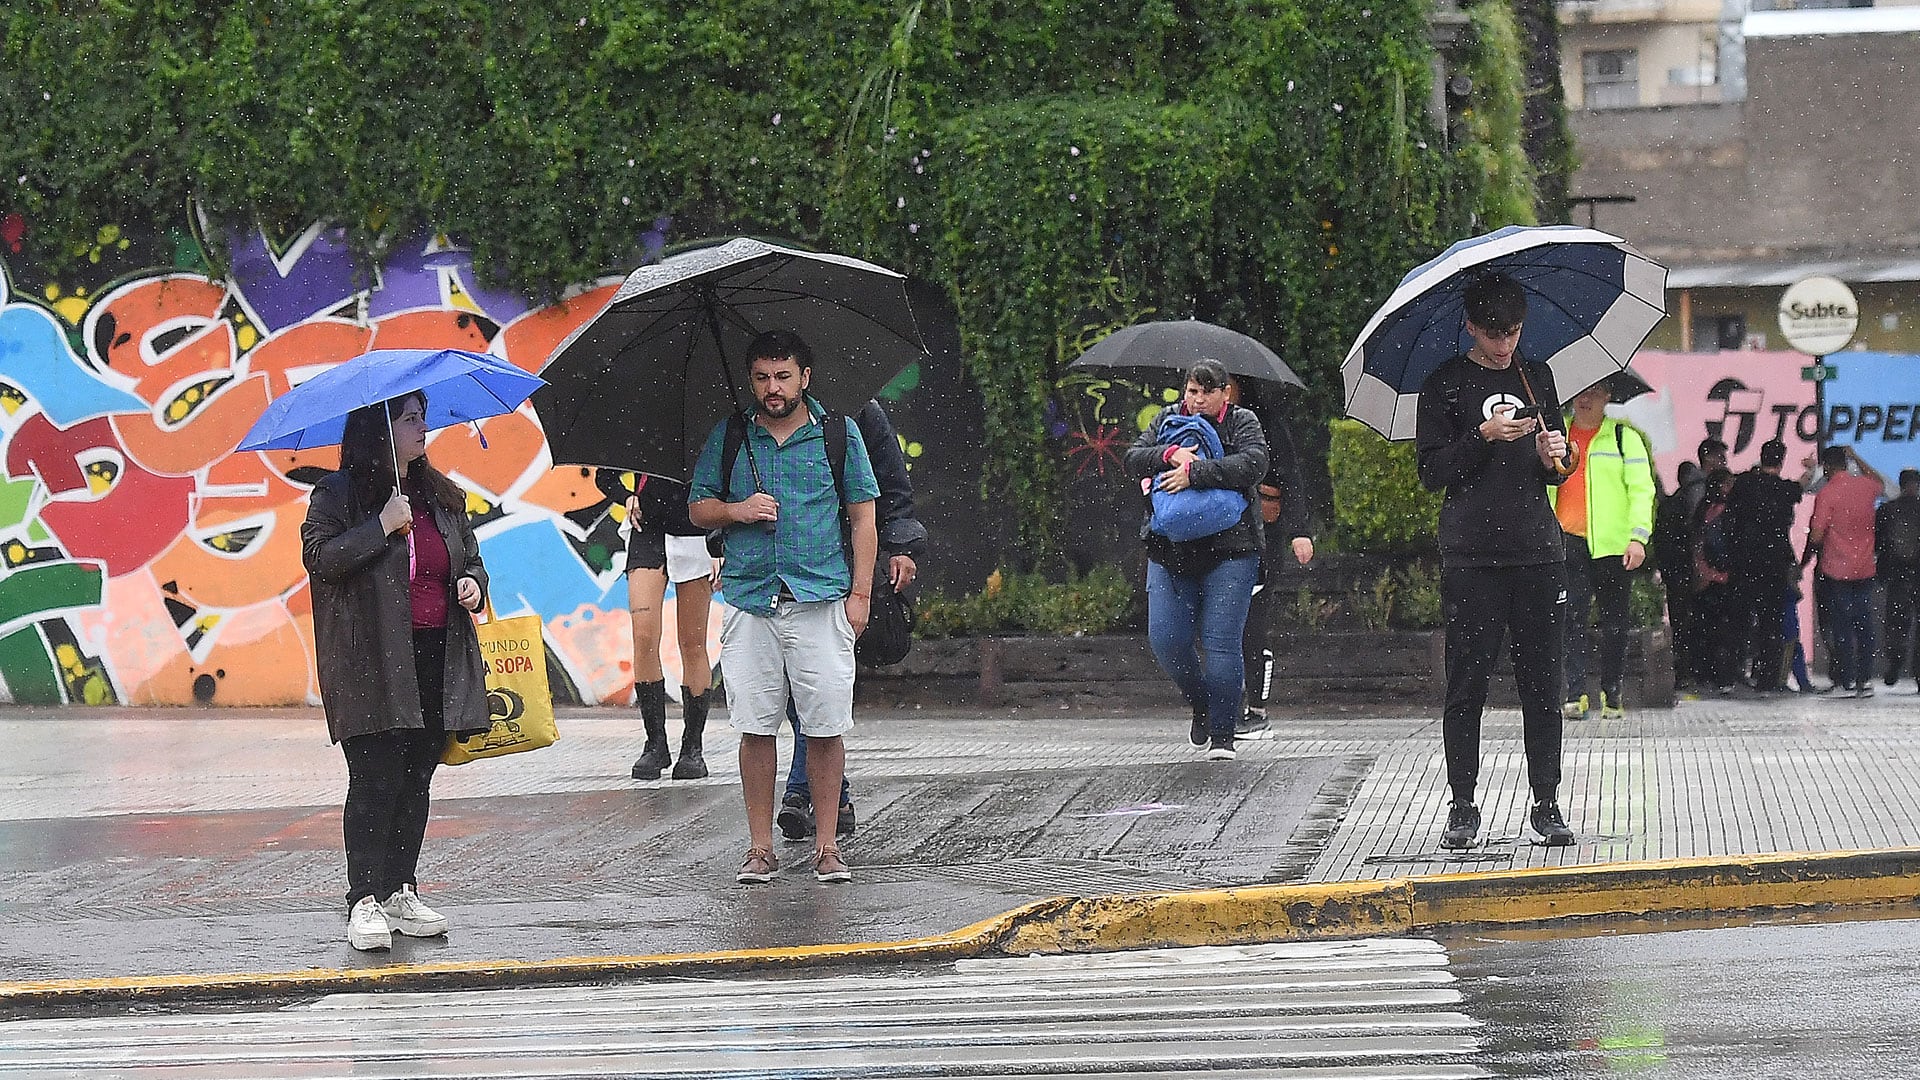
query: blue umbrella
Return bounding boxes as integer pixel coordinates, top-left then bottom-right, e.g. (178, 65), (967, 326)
(238, 348), (545, 452)
(1340, 225), (1667, 440)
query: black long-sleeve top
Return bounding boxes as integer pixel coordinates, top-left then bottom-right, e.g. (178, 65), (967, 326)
(1414, 353), (1567, 569)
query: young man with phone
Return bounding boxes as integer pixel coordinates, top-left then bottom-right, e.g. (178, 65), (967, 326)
(1414, 272), (1577, 850)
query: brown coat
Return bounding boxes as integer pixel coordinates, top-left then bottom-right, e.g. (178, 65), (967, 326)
(301, 471), (490, 744)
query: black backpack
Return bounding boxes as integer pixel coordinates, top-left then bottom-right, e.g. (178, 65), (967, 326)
(1651, 483), (1696, 576)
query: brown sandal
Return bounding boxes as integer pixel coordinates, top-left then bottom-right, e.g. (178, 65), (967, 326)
(737, 847), (779, 884)
(813, 846), (852, 883)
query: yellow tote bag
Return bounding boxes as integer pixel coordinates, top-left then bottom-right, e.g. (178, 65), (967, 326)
(443, 605), (558, 765)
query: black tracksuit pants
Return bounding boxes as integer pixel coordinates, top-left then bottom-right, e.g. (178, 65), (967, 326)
(1441, 564), (1565, 805)
(340, 628), (446, 910)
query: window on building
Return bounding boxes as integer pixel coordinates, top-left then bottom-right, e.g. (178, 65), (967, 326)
(1583, 50), (1640, 110)
(1706, 315), (1747, 353)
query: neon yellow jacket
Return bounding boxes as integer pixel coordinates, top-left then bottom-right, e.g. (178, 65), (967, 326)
(1548, 416), (1656, 559)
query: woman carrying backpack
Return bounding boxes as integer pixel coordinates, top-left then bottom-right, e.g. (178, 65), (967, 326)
(1124, 359), (1269, 760)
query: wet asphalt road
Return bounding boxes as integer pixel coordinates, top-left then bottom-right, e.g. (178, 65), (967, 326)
(1447, 914), (1920, 1078)
(8, 917), (1918, 1077)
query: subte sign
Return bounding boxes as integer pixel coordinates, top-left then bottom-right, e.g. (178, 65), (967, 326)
(1778, 275), (1859, 357)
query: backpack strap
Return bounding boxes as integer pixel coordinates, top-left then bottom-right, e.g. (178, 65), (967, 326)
(717, 412), (749, 501)
(823, 413), (854, 577)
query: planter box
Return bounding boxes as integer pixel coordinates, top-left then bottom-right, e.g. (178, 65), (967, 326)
(856, 626), (1676, 710)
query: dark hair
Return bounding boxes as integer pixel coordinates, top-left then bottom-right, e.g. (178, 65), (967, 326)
(745, 329), (814, 370)
(1697, 437), (1728, 461)
(1185, 358), (1230, 391)
(1820, 444), (1849, 472)
(1462, 272), (1527, 333)
(1705, 467), (1735, 501)
(1759, 439), (1788, 468)
(1902, 468), (1920, 489)
(339, 391), (466, 518)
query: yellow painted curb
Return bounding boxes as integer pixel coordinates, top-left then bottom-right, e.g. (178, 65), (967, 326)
(0, 898), (1069, 1009)
(6, 849), (1918, 1008)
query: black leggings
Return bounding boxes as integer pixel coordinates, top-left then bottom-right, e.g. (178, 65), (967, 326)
(340, 629), (445, 910)
(1440, 564), (1565, 805)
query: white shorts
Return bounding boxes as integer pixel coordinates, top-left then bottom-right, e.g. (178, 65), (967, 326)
(720, 600), (856, 738)
(664, 534), (710, 584)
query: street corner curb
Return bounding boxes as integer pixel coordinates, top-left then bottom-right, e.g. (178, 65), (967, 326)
(992, 879), (1415, 955)
(988, 848), (1920, 958)
(0, 898), (1073, 1011)
(1405, 847), (1920, 927)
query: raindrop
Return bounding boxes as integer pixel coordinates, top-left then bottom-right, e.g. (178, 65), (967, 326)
(908, 223), (920, 233)
(621, 196), (631, 205)
(920, 148), (931, 158)
(914, 164), (924, 174)
(1068, 193), (1077, 201)
(42, 91), (50, 101)
(627, 158), (635, 166)
(772, 112), (782, 126)
(1070, 146), (1081, 156)
(896, 196), (906, 208)
(1286, 80), (1295, 92)
(1333, 103), (1344, 112)
(578, 16), (587, 26)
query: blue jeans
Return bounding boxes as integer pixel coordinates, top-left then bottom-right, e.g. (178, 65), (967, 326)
(1821, 576), (1877, 690)
(784, 701), (853, 804)
(1146, 554), (1262, 740)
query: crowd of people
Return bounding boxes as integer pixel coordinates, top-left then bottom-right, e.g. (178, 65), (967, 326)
(1665, 436), (1920, 700)
(297, 282), (1920, 952)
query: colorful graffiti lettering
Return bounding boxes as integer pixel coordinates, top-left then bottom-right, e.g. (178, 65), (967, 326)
(0, 221), (709, 706)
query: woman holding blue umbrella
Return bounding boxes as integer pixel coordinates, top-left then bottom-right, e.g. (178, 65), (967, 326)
(301, 392), (491, 952)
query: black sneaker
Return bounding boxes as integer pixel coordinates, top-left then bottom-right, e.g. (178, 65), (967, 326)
(1188, 705), (1207, 748)
(1206, 734), (1236, 761)
(1235, 708), (1273, 740)
(1440, 800), (1480, 849)
(834, 801), (856, 839)
(776, 791), (813, 841)
(1530, 800), (1575, 846)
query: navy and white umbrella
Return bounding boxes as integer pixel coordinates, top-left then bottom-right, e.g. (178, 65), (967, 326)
(1341, 225), (1667, 440)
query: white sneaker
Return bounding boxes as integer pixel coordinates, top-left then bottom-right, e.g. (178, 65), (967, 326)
(348, 896), (392, 951)
(382, 884), (448, 937)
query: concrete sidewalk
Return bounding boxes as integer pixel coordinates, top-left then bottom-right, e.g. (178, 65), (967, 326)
(3, 691), (1920, 1005)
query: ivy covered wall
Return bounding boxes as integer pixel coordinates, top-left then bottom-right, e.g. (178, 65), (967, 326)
(4, 1), (1534, 565)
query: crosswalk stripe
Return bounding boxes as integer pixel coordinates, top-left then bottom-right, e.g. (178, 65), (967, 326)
(0, 940), (1488, 1079)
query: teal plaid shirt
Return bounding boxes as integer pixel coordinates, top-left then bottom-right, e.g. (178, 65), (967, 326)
(689, 402), (879, 616)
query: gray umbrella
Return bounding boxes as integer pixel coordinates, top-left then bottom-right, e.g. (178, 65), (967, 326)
(1067, 320), (1305, 388)
(533, 237), (927, 479)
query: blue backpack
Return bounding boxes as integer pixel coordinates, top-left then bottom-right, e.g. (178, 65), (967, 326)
(1147, 411), (1250, 542)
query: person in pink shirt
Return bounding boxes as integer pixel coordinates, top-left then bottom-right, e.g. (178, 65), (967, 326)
(1809, 445), (1889, 697)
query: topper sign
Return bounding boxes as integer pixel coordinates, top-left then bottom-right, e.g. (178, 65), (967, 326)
(1778, 275), (1860, 356)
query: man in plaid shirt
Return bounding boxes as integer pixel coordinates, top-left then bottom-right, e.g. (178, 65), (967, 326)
(690, 330), (879, 886)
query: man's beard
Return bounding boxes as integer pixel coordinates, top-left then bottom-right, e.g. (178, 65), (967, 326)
(757, 394), (800, 419)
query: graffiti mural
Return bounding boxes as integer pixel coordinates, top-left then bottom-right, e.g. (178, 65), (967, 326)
(0, 221), (730, 706)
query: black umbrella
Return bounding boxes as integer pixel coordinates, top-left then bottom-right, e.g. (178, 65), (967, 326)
(1067, 320), (1305, 388)
(533, 237), (928, 480)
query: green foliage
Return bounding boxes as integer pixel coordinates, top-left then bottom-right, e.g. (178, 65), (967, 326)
(1460, 0), (1539, 228)
(1629, 572), (1665, 629)
(1351, 559), (1442, 631)
(1326, 419), (1441, 554)
(1, 1), (1531, 561)
(914, 565), (1135, 638)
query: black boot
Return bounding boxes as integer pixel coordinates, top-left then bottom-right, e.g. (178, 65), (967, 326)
(671, 686), (710, 779)
(630, 680), (671, 779)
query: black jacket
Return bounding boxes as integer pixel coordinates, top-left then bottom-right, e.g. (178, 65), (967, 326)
(1249, 402), (1313, 544)
(1725, 468), (1803, 571)
(301, 472), (491, 744)
(1124, 403), (1269, 571)
(1415, 354), (1568, 569)
(852, 400), (926, 561)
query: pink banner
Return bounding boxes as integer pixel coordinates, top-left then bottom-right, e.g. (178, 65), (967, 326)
(1616, 350), (1819, 661)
